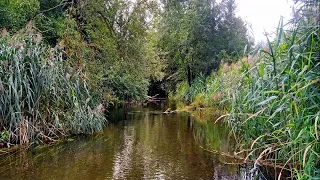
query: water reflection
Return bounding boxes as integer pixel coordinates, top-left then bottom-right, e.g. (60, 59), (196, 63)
(112, 126), (135, 179)
(0, 101), (243, 179)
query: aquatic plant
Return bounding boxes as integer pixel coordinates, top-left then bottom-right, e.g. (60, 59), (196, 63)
(0, 27), (106, 145)
(224, 1), (320, 178)
(174, 0), (319, 178)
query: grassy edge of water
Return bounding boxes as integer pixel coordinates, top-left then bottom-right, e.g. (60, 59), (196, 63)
(0, 27), (107, 147)
(173, 5), (320, 179)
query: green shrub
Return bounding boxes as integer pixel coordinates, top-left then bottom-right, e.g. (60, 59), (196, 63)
(0, 0), (40, 32)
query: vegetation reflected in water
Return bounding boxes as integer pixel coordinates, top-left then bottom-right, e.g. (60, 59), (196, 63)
(0, 102), (243, 179)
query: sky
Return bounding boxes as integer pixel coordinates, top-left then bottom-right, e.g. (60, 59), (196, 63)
(235, 0), (294, 43)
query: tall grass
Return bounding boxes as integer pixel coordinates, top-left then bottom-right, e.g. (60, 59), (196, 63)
(224, 2), (320, 178)
(0, 27), (106, 146)
(173, 59), (247, 109)
(174, 1), (319, 178)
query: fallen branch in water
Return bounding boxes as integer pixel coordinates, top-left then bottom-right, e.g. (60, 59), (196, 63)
(147, 94), (166, 103)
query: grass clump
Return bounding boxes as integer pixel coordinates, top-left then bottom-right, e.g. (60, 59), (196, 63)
(224, 4), (320, 179)
(0, 27), (106, 146)
(174, 1), (319, 178)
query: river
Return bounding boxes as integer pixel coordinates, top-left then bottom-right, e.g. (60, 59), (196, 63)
(0, 101), (251, 179)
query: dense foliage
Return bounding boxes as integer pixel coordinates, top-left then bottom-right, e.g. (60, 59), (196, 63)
(174, 0), (320, 178)
(0, 0), (165, 144)
(0, 0), (251, 145)
(0, 29), (106, 144)
(1, 0), (164, 102)
(3, 0), (318, 179)
(228, 2), (320, 178)
(158, 0), (253, 90)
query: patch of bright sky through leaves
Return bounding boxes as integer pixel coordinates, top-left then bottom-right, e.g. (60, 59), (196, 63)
(236, 0), (294, 43)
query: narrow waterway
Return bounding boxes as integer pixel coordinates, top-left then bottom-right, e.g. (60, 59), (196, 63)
(0, 101), (247, 179)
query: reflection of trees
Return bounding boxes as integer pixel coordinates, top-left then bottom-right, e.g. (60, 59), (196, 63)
(112, 126), (135, 179)
(190, 110), (234, 154)
(190, 110), (241, 175)
(0, 107), (242, 179)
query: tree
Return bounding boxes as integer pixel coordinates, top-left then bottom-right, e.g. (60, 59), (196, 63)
(0, 0), (40, 32)
(67, 0), (164, 101)
(158, 0), (252, 90)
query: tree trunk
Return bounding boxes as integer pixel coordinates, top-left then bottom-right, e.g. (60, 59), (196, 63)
(187, 64), (192, 87)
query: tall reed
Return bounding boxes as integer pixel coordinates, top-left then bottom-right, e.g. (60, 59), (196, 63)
(225, 1), (319, 178)
(0, 27), (106, 145)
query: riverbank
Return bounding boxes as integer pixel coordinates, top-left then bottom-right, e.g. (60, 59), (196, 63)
(0, 101), (244, 179)
(173, 15), (320, 178)
(0, 30), (107, 147)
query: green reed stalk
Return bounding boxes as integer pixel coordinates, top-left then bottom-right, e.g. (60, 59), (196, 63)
(0, 28), (107, 145)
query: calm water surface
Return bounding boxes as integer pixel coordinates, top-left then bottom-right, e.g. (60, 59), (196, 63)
(0, 101), (246, 179)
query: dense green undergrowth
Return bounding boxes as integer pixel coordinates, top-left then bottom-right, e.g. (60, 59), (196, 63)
(228, 22), (319, 179)
(0, 29), (106, 145)
(172, 58), (247, 109)
(0, 0), (251, 148)
(174, 2), (320, 179)
(0, 0), (165, 146)
(0, 0), (318, 178)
